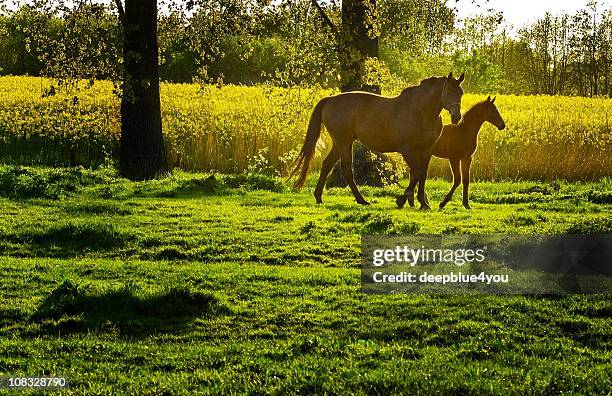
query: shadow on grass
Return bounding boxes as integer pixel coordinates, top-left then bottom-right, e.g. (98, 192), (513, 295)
(129, 173), (287, 199)
(1, 220), (136, 258)
(31, 280), (228, 336)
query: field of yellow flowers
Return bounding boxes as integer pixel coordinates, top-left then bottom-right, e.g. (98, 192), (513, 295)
(0, 76), (610, 180)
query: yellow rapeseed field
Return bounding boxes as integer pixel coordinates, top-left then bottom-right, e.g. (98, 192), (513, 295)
(0, 76), (610, 181)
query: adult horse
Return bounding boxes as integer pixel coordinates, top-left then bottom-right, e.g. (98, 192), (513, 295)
(290, 72), (465, 208)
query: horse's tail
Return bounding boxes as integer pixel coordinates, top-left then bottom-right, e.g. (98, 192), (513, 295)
(289, 97), (329, 189)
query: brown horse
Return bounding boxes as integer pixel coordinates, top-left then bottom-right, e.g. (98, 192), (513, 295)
(406, 96), (506, 209)
(290, 72), (465, 208)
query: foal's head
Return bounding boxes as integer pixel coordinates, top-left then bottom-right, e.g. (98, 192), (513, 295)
(481, 96), (506, 130)
(442, 72), (465, 124)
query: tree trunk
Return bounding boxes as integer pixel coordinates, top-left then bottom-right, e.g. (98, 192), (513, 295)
(328, 0), (393, 188)
(119, 0), (166, 180)
(339, 0), (379, 93)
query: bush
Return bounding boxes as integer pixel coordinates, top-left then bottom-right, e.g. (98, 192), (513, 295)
(0, 166), (117, 199)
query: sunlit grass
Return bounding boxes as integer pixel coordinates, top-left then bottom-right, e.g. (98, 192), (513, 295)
(0, 168), (610, 393)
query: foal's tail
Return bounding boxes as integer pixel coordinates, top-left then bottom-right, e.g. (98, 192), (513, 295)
(289, 97), (329, 189)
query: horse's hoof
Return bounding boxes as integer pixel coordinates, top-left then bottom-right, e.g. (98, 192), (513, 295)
(463, 203), (472, 210)
(407, 196), (415, 208)
(316, 200), (323, 205)
(419, 205), (431, 211)
(396, 195), (407, 209)
(357, 200), (371, 206)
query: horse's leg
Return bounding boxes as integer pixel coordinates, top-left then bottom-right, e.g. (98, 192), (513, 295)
(439, 158), (461, 209)
(405, 158), (432, 207)
(406, 168), (417, 207)
(421, 169), (430, 207)
(396, 150), (420, 209)
(314, 146), (340, 204)
(416, 150), (433, 211)
(461, 156), (472, 209)
(400, 169), (419, 208)
(340, 144), (369, 206)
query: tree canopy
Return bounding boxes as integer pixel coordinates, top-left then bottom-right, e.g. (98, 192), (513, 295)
(2, 0), (612, 97)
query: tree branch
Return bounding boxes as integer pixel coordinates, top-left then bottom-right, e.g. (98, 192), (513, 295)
(311, 0), (338, 35)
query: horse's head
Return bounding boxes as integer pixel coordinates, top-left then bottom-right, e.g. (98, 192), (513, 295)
(442, 72), (464, 124)
(483, 96), (506, 130)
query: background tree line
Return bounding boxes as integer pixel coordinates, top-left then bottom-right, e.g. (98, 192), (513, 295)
(2, 0), (612, 97)
(464, 0), (612, 97)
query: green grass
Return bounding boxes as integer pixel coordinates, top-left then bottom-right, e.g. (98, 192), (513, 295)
(0, 167), (610, 394)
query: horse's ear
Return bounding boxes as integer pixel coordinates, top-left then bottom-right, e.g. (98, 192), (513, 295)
(447, 72), (453, 80)
(491, 96), (496, 103)
(458, 73), (465, 83)
(487, 95), (491, 102)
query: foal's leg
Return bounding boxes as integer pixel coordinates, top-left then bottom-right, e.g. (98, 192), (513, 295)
(461, 156), (472, 209)
(340, 145), (369, 206)
(439, 158), (461, 209)
(416, 150), (433, 211)
(314, 146), (340, 204)
(396, 150), (420, 209)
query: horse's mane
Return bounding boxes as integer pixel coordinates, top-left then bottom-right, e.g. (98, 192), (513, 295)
(420, 76), (443, 85)
(399, 76), (444, 97)
(461, 100), (489, 122)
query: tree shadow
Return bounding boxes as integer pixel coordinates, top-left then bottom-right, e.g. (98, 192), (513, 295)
(31, 281), (228, 337)
(0, 220), (136, 258)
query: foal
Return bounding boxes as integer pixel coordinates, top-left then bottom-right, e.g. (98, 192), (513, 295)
(407, 96), (506, 209)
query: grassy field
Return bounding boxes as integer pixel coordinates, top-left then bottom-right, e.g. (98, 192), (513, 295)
(1, 76), (611, 180)
(0, 166), (611, 394)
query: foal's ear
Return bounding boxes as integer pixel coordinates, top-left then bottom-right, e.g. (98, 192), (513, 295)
(447, 72), (454, 80)
(491, 96), (497, 103)
(487, 95), (491, 102)
(458, 73), (465, 83)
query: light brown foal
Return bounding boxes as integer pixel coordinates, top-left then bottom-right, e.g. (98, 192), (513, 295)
(407, 96), (506, 209)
